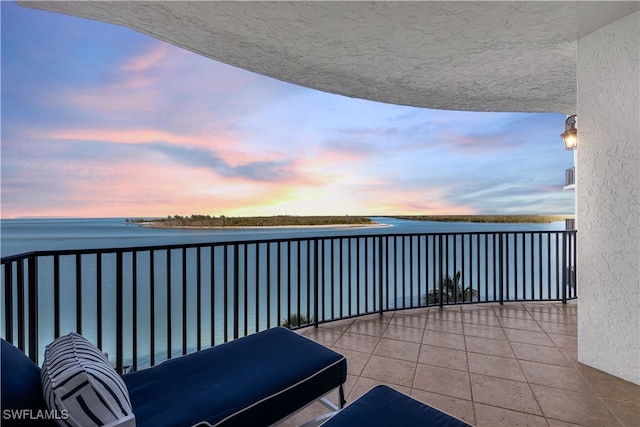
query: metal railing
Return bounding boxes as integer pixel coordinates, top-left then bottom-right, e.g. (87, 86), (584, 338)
(1, 230), (577, 371)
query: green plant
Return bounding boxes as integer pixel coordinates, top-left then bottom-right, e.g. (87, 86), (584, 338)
(280, 313), (314, 329)
(425, 271), (478, 304)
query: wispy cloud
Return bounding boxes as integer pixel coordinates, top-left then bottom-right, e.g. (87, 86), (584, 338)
(1, 1), (575, 219)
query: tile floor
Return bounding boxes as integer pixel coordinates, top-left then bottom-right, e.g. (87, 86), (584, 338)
(280, 301), (639, 427)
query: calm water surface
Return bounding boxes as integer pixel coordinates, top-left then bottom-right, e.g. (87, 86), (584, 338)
(1, 217), (564, 258)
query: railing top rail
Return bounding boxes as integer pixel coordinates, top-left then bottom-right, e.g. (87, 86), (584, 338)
(1, 229), (577, 264)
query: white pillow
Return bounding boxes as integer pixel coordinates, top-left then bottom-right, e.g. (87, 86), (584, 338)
(41, 332), (136, 427)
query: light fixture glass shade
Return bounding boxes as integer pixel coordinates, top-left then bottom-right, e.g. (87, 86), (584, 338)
(561, 115), (578, 150)
(562, 129), (578, 149)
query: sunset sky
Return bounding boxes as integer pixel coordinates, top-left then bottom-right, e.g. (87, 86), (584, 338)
(1, 2), (575, 219)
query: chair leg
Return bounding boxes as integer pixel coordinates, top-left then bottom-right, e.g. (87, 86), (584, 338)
(338, 385), (346, 409)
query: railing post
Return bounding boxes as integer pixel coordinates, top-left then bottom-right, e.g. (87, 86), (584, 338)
(378, 237), (383, 315)
(16, 259), (25, 352)
(115, 252), (124, 374)
(233, 244), (240, 339)
(499, 233), (504, 305)
(314, 239), (319, 328)
(4, 262), (14, 343)
(438, 235), (443, 309)
(27, 256), (38, 364)
(562, 232), (567, 304)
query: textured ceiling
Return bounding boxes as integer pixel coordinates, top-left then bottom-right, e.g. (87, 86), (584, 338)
(18, 1), (640, 114)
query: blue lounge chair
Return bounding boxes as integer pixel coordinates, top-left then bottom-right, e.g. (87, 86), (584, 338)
(320, 385), (471, 427)
(2, 327), (347, 427)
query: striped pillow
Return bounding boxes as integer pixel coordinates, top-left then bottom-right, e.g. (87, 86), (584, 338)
(41, 333), (135, 427)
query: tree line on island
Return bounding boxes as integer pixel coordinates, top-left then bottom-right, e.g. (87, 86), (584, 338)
(125, 214), (572, 228)
(125, 214), (374, 227)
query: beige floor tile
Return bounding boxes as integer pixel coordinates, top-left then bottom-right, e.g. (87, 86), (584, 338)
(547, 333), (577, 349)
(427, 308), (464, 322)
(333, 331), (380, 353)
(361, 355), (417, 388)
(559, 346), (578, 363)
(346, 318), (388, 337)
(411, 389), (476, 425)
(463, 323), (507, 340)
(301, 328), (343, 347)
(347, 377), (411, 403)
(418, 344), (468, 372)
(497, 317), (544, 332)
(395, 307), (431, 317)
(523, 304), (564, 314)
(511, 341), (573, 367)
(465, 335), (515, 358)
(470, 373), (542, 415)
(414, 363), (472, 400)
(468, 352), (526, 382)
(545, 419), (587, 427)
(423, 329), (466, 351)
(382, 323), (425, 343)
(277, 401), (330, 427)
(462, 311), (502, 327)
(373, 337), (420, 362)
(528, 311), (577, 324)
(318, 318), (355, 332)
(388, 313), (427, 329)
(603, 398), (640, 427)
(337, 348), (371, 376)
(474, 403), (548, 427)
(519, 360), (593, 394)
(537, 321), (578, 336)
(492, 306), (534, 320)
(503, 328), (555, 347)
(532, 384), (621, 426)
(425, 318), (465, 334)
(575, 363), (640, 404)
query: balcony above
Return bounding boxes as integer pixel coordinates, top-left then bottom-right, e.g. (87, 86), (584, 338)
(564, 166), (576, 190)
(17, 1), (639, 114)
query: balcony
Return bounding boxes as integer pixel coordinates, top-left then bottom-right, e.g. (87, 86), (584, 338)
(8, 231), (636, 427)
(564, 166), (576, 190)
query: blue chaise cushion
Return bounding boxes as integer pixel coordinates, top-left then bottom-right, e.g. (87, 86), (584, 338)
(1, 339), (56, 427)
(123, 327), (347, 427)
(321, 385), (471, 427)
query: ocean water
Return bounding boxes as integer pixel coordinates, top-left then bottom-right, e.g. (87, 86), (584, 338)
(1, 217), (569, 367)
(0, 217), (564, 258)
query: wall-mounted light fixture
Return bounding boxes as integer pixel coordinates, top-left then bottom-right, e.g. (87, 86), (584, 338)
(561, 115), (578, 150)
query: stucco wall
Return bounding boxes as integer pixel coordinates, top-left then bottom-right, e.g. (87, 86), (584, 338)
(577, 11), (639, 384)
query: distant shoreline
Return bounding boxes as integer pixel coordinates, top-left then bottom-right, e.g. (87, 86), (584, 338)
(388, 215), (573, 224)
(130, 214), (572, 230)
(141, 222), (390, 230)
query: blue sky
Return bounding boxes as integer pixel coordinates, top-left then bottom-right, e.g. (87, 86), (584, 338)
(1, 1), (575, 219)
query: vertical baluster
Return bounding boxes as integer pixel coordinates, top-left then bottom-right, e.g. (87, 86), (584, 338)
(265, 243), (269, 330)
(75, 254), (82, 335)
(166, 249), (172, 359)
(132, 251), (138, 371)
(182, 248), (188, 355)
(53, 256), (60, 338)
(314, 239), (319, 327)
(233, 244), (239, 340)
(196, 247), (201, 352)
(97, 253), (103, 349)
(115, 251), (123, 374)
(255, 243), (260, 332)
(149, 250), (155, 366)
(27, 256), (38, 363)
